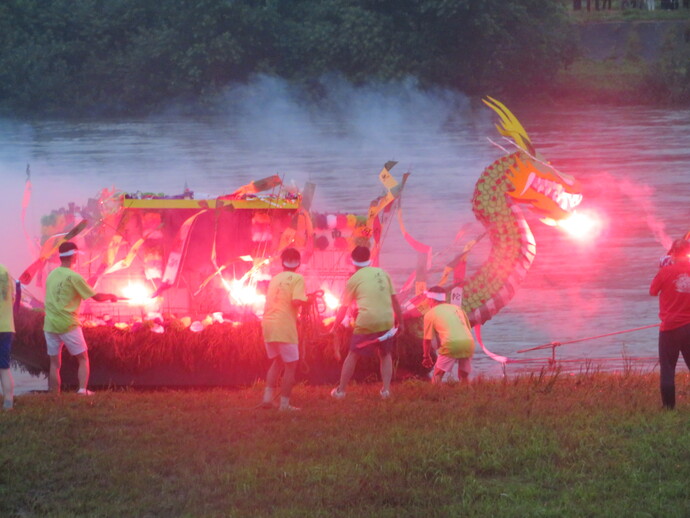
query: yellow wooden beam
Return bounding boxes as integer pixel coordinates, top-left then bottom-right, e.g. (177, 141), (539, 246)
(122, 198), (299, 210)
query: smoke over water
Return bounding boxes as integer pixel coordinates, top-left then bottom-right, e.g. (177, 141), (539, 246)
(1, 76), (690, 377)
(0, 76), (486, 280)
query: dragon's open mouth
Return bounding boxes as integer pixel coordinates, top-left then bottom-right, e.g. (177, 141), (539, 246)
(528, 176), (582, 212)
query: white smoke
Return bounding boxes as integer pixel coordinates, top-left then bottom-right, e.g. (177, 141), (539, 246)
(0, 76), (486, 281)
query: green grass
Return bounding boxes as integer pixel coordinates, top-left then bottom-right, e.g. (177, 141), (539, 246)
(2, 370), (690, 517)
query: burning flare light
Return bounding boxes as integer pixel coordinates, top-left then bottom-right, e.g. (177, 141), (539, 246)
(225, 278), (266, 307)
(121, 282), (154, 306)
(556, 210), (603, 241)
(323, 290), (340, 311)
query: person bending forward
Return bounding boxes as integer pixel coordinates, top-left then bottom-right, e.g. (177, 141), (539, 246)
(422, 286), (475, 384)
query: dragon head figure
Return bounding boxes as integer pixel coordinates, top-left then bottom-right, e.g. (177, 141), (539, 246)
(484, 97), (583, 222)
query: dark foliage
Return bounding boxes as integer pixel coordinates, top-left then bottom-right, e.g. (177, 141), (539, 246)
(644, 21), (690, 103)
(0, 0), (576, 116)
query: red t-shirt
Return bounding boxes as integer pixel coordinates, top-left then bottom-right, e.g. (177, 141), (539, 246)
(650, 261), (690, 331)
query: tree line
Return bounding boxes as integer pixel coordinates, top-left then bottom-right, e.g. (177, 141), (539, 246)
(0, 0), (584, 116)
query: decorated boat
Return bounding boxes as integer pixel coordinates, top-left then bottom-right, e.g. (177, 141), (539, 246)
(12, 98), (585, 388)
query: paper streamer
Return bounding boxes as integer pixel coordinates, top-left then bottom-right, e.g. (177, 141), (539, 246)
(161, 210), (207, 287)
(21, 165), (37, 256)
(226, 175), (282, 198)
(473, 324), (508, 364)
(19, 219), (88, 285)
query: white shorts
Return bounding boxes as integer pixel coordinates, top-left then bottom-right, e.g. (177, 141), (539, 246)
(45, 327), (88, 356)
(435, 355), (472, 376)
(265, 342), (299, 363)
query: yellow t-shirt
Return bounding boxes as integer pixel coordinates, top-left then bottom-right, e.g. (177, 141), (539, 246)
(44, 267), (96, 334)
(423, 303), (475, 359)
(262, 271), (307, 344)
(0, 264), (15, 333)
(342, 266), (395, 335)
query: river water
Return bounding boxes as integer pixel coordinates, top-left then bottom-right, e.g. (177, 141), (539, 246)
(2, 80), (689, 389)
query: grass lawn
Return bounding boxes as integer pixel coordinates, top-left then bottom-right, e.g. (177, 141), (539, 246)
(2, 369), (690, 517)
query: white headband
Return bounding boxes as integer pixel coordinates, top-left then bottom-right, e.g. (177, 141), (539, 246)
(352, 259), (371, 267)
(59, 249), (77, 257)
(282, 260), (300, 268)
(425, 291), (446, 302)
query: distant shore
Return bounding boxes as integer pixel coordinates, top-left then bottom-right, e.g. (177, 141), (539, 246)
(550, 18), (690, 105)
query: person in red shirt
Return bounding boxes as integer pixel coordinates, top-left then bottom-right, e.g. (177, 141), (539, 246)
(650, 238), (690, 409)
(659, 238), (688, 267)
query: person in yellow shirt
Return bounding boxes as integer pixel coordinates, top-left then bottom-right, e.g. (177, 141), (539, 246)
(422, 286), (475, 383)
(0, 264), (17, 410)
(260, 248), (308, 411)
(44, 242), (118, 395)
(330, 246), (404, 399)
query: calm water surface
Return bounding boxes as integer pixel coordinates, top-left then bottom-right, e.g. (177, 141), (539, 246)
(2, 92), (689, 389)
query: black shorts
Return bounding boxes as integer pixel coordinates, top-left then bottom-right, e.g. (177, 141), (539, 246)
(0, 332), (14, 369)
(350, 330), (395, 357)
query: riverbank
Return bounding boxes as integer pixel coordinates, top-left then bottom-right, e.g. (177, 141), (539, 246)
(549, 17), (690, 105)
(11, 367), (46, 395)
(2, 371), (689, 517)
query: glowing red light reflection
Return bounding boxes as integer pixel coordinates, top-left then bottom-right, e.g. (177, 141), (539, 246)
(322, 290), (340, 311)
(121, 282), (154, 305)
(225, 278), (266, 307)
(556, 210), (603, 241)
